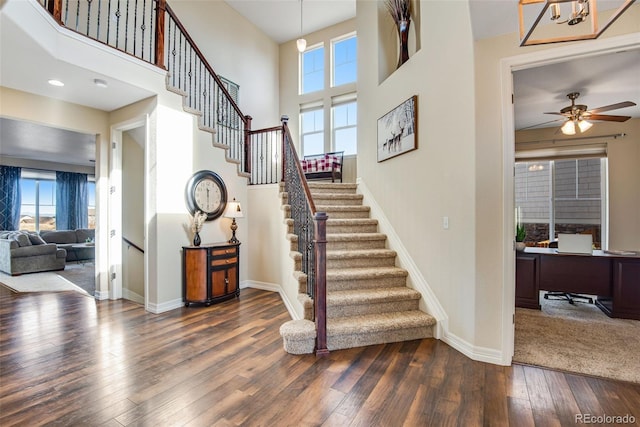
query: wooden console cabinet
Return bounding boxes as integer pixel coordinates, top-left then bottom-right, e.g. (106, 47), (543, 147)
(182, 242), (240, 307)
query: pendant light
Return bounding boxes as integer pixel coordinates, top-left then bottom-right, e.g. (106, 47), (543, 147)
(296, 0), (307, 52)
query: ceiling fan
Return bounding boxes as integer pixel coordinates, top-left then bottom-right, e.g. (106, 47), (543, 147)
(545, 92), (636, 135)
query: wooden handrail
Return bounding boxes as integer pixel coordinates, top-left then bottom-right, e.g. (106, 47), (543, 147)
(123, 236), (144, 254)
(281, 116), (327, 355)
(164, 2), (247, 124)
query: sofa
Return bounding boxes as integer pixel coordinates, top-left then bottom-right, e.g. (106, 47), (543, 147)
(40, 229), (95, 262)
(0, 230), (67, 276)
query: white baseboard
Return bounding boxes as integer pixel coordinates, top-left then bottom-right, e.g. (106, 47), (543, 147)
(147, 298), (183, 314)
(242, 280), (298, 320)
(442, 331), (507, 365)
(123, 288), (144, 305)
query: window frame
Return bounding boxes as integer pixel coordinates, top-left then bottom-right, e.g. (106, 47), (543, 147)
(331, 32), (357, 88)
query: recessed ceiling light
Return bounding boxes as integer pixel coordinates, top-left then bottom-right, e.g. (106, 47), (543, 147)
(93, 79), (108, 88)
(48, 79), (64, 87)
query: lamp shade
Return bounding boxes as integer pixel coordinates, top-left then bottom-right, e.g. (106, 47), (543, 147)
(561, 120), (576, 135)
(224, 199), (244, 219)
(296, 38), (307, 52)
(577, 119), (593, 133)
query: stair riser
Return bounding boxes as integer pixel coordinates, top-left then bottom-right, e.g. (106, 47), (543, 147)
(295, 256), (396, 271)
(312, 197), (363, 206)
(327, 256), (396, 269)
(316, 210), (371, 219)
(327, 327), (434, 351)
(327, 299), (420, 317)
(287, 222), (378, 235)
(327, 239), (387, 250)
(326, 224), (378, 234)
(327, 276), (408, 291)
(309, 188), (357, 195)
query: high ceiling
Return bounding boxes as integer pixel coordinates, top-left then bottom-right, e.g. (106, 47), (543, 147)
(0, 0), (638, 168)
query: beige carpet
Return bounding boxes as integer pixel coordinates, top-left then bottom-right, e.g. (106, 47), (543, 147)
(515, 298), (640, 383)
(0, 265), (93, 296)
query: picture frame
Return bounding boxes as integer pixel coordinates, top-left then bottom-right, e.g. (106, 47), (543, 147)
(377, 95), (417, 162)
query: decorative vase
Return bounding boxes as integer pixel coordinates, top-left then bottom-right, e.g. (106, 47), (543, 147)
(396, 19), (410, 68)
(193, 231), (201, 247)
(515, 241), (526, 252)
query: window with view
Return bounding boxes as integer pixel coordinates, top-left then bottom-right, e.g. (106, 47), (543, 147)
(19, 170), (96, 232)
(301, 108), (324, 157)
(332, 101), (357, 155)
(515, 158), (606, 248)
(299, 33), (357, 157)
(301, 45), (324, 94)
(332, 35), (356, 87)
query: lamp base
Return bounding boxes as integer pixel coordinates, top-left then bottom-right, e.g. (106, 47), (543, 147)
(228, 219), (240, 244)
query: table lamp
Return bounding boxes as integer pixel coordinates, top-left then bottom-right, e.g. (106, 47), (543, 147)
(223, 198), (243, 244)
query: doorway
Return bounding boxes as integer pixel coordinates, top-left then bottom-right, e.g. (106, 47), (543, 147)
(501, 34), (640, 365)
(109, 119), (147, 306)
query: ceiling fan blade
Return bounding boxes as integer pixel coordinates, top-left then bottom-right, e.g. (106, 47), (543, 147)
(543, 112), (567, 116)
(517, 118), (565, 131)
(584, 114), (631, 122)
(588, 101), (636, 114)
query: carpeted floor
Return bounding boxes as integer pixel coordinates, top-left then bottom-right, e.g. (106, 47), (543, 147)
(0, 263), (95, 297)
(514, 296), (640, 383)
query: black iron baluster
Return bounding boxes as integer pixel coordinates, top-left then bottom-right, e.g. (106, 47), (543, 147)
(86, 0), (92, 36)
(115, 0), (121, 49)
(96, 0), (102, 41)
(124, 0), (130, 52)
(133, 0), (138, 56)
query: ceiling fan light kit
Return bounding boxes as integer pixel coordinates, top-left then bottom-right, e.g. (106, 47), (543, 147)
(518, 0), (637, 47)
(545, 91), (636, 135)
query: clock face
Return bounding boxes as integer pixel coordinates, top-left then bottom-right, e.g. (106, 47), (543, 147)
(185, 170), (227, 221)
(194, 179), (222, 213)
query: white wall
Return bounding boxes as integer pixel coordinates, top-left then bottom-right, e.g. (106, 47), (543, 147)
(358, 0), (478, 348)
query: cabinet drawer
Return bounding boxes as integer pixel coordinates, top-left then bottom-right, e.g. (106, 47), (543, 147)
(211, 248), (237, 258)
(211, 257), (238, 267)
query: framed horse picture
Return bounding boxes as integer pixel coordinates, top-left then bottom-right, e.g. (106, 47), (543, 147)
(377, 95), (417, 162)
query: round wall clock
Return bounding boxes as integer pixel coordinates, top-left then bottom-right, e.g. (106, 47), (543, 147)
(185, 170), (228, 221)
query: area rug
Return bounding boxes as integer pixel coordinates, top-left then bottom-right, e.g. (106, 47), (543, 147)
(56, 263), (96, 296)
(514, 298), (640, 383)
(0, 263), (94, 296)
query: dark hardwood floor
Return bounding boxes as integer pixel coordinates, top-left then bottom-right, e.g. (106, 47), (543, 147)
(0, 286), (638, 426)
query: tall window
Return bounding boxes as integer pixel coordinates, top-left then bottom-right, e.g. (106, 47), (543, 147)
(332, 101), (357, 155)
(299, 33), (357, 156)
(301, 108), (324, 157)
(332, 34), (357, 87)
(515, 158), (606, 248)
(301, 45), (324, 94)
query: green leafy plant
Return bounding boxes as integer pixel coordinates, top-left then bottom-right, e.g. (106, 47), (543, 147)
(516, 224), (526, 242)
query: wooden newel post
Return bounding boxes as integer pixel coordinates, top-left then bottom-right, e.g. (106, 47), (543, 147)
(155, 0), (166, 69)
(314, 211), (329, 356)
(280, 115), (289, 182)
(244, 115), (253, 175)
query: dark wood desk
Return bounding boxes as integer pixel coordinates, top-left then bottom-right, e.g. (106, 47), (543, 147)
(516, 248), (640, 320)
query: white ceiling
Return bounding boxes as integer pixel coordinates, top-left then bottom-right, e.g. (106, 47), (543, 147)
(0, 0), (638, 168)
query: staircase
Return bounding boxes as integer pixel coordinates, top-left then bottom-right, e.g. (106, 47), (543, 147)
(280, 182), (436, 354)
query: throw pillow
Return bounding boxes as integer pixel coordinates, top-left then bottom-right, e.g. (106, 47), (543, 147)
(28, 233), (47, 245)
(15, 233), (31, 247)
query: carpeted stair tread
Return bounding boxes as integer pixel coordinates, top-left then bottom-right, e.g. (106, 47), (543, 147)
(327, 287), (421, 306)
(327, 311), (436, 335)
(326, 266), (407, 280)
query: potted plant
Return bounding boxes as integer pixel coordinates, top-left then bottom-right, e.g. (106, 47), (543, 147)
(515, 224), (526, 251)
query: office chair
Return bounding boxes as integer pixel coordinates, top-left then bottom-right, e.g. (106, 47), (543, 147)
(543, 240), (593, 305)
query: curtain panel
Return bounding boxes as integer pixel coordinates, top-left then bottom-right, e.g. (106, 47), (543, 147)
(56, 171), (88, 230)
(0, 166), (22, 230)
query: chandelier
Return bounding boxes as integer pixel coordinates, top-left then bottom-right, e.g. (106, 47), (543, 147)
(518, 0), (637, 47)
